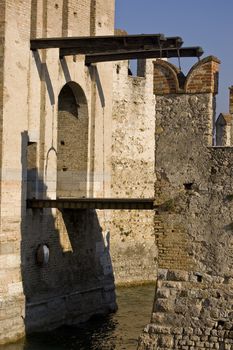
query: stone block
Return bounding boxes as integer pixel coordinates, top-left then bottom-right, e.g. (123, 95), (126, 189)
(157, 335), (174, 348)
(155, 298), (173, 313)
(156, 288), (170, 299)
(8, 282), (23, 296)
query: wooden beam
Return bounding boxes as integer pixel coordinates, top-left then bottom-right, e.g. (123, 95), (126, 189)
(162, 36), (183, 48)
(31, 34), (166, 52)
(27, 198), (156, 210)
(84, 47), (204, 65)
(59, 36), (183, 57)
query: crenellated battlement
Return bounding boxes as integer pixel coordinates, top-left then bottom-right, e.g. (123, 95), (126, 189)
(154, 56), (220, 95)
(216, 85), (233, 147)
(0, 0), (233, 347)
(139, 57), (233, 350)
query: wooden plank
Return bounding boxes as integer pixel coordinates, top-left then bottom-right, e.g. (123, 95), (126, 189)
(27, 198), (156, 210)
(31, 34), (165, 51)
(164, 36), (183, 48)
(58, 36), (183, 57)
(84, 47), (204, 65)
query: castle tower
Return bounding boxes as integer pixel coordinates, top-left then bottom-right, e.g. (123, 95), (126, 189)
(0, 0), (115, 344)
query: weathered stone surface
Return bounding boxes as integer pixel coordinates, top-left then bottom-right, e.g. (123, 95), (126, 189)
(1, 1), (233, 347)
(109, 59), (157, 284)
(0, 1), (157, 344)
(139, 58), (233, 349)
(0, 0), (117, 344)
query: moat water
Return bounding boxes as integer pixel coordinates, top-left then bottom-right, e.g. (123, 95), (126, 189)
(1, 284), (155, 350)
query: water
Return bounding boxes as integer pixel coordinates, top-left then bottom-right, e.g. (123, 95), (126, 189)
(1, 284), (155, 350)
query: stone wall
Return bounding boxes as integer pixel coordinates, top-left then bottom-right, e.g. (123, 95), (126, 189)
(0, 0), (157, 343)
(62, 0), (91, 36)
(0, 0), (5, 211)
(24, 0), (116, 337)
(91, 0), (115, 36)
(57, 83), (89, 198)
(23, 209), (116, 333)
(0, 0), (116, 344)
(139, 57), (233, 349)
(0, 0), (31, 344)
(216, 88), (233, 147)
(2, 0), (232, 346)
(109, 59), (156, 285)
(216, 113), (233, 147)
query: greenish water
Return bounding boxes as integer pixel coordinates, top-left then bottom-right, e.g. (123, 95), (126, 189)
(1, 284), (155, 350)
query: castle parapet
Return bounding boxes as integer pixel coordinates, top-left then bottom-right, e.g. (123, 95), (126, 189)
(216, 113), (233, 146)
(216, 86), (233, 146)
(153, 56), (220, 95)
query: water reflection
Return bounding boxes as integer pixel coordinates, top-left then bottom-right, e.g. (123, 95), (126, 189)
(1, 284), (155, 350)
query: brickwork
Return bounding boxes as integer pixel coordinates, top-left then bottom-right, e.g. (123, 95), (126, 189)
(0, 0), (5, 216)
(139, 59), (233, 349)
(23, 209), (116, 333)
(62, 0), (91, 37)
(57, 83), (89, 198)
(139, 323), (233, 350)
(155, 219), (195, 271)
(153, 60), (180, 95)
(154, 56), (220, 96)
(0, 0), (31, 344)
(22, 0), (115, 339)
(1, 0), (233, 346)
(0, 0), (116, 344)
(47, 0), (64, 37)
(185, 57), (220, 94)
(92, 0), (115, 35)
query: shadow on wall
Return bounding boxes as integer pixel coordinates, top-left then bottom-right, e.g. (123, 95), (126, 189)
(20, 139), (116, 334)
(18, 56), (117, 336)
(57, 81), (89, 198)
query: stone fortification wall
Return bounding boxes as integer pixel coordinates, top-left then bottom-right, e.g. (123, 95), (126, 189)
(0, 0), (4, 201)
(216, 113), (233, 147)
(216, 87), (233, 147)
(0, 0), (5, 220)
(109, 59), (156, 284)
(0, 0), (31, 343)
(57, 83), (89, 198)
(0, 0), (157, 342)
(23, 209), (116, 333)
(0, 0), (116, 344)
(139, 57), (233, 349)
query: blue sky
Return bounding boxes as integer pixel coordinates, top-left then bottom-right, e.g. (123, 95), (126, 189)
(115, 0), (233, 115)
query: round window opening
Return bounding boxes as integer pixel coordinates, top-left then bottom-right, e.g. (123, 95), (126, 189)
(36, 244), (50, 266)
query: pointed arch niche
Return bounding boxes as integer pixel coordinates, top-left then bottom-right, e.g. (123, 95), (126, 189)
(57, 82), (89, 198)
